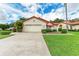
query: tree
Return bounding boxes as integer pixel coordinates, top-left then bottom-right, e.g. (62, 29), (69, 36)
(49, 20), (53, 22)
(72, 18), (79, 21)
(19, 17), (27, 22)
(9, 22), (15, 27)
(0, 24), (10, 30)
(53, 18), (64, 23)
(14, 20), (23, 32)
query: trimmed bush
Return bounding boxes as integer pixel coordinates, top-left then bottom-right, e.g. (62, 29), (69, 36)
(68, 29), (73, 31)
(0, 31), (11, 35)
(41, 29), (47, 33)
(77, 29), (79, 31)
(52, 29), (57, 32)
(42, 29), (52, 33)
(68, 29), (79, 32)
(58, 27), (62, 31)
(42, 29), (58, 33)
(61, 29), (67, 33)
(46, 29), (52, 32)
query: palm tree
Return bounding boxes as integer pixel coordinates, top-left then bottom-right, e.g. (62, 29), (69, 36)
(64, 3), (68, 31)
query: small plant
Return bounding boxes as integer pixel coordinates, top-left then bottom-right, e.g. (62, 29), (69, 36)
(61, 29), (67, 33)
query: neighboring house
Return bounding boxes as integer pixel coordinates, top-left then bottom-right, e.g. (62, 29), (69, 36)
(22, 16), (67, 32)
(65, 21), (79, 30)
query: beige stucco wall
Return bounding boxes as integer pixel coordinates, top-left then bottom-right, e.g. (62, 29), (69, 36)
(72, 25), (79, 30)
(67, 25), (71, 29)
(67, 25), (79, 30)
(51, 26), (58, 30)
(58, 23), (67, 29)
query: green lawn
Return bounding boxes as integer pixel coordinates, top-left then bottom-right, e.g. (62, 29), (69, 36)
(43, 31), (79, 56)
(0, 34), (11, 39)
(0, 30), (12, 39)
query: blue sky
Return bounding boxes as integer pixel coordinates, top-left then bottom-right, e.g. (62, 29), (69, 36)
(0, 3), (79, 24)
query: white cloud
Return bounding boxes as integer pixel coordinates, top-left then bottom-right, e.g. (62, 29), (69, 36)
(67, 3), (79, 12)
(20, 3), (79, 20)
(67, 3), (79, 19)
(1, 3), (79, 23)
(21, 3), (43, 18)
(0, 3), (65, 21)
(0, 4), (27, 20)
(0, 8), (7, 20)
(41, 7), (65, 20)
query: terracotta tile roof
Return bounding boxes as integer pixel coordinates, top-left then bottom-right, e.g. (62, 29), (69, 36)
(53, 23), (60, 26)
(46, 22), (53, 27)
(50, 22), (61, 26)
(64, 20), (79, 25)
(68, 22), (79, 25)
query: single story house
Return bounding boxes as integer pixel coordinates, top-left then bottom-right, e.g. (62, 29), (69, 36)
(23, 16), (67, 32)
(23, 16), (50, 32)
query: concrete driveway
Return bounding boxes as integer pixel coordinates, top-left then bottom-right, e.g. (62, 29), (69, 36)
(0, 33), (50, 56)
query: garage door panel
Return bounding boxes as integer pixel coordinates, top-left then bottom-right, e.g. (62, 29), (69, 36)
(23, 25), (42, 32)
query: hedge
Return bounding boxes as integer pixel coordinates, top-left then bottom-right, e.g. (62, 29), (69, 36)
(61, 29), (67, 33)
(42, 29), (57, 33)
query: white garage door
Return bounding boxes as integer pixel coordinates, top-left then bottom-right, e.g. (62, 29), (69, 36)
(23, 24), (42, 32)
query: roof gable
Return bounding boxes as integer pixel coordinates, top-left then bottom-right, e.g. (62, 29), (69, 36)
(24, 16), (49, 23)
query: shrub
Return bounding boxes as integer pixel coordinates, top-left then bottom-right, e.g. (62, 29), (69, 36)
(77, 29), (79, 31)
(42, 29), (57, 33)
(41, 29), (47, 33)
(61, 29), (67, 33)
(41, 29), (52, 33)
(0, 31), (11, 35)
(68, 29), (78, 31)
(58, 27), (62, 31)
(13, 28), (16, 32)
(52, 29), (57, 32)
(68, 29), (73, 31)
(46, 29), (52, 32)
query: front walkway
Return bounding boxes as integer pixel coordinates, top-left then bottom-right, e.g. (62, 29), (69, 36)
(0, 33), (50, 56)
